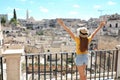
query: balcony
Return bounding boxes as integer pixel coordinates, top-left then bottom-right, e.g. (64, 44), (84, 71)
(0, 48), (120, 80)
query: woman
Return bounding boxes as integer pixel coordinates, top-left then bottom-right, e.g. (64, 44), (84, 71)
(57, 19), (106, 80)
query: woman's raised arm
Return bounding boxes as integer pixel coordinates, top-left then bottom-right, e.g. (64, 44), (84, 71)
(57, 18), (75, 40)
(90, 21), (106, 39)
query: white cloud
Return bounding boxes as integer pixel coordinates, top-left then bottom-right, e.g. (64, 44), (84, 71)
(69, 11), (78, 15)
(108, 1), (116, 5)
(73, 4), (80, 8)
(93, 5), (101, 9)
(39, 6), (49, 13)
(8, 13), (13, 16)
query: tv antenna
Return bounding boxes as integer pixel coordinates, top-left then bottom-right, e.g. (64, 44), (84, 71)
(98, 9), (104, 16)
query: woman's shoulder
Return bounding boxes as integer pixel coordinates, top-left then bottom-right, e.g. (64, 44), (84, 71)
(75, 35), (79, 39)
(88, 35), (92, 43)
(74, 35), (80, 43)
(88, 35), (92, 39)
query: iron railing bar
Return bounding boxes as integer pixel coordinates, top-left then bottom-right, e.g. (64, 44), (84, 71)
(50, 54), (52, 80)
(38, 55), (40, 80)
(55, 54), (57, 80)
(22, 49), (117, 56)
(61, 54), (63, 80)
(0, 57), (3, 80)
(115, 49), (119, 79)
(25, 56), (28, 80)
(99, 53), (102, 79)
(94, 52), (97, 80)
(71, 53), (74, 80)
(111, 51), (115, 79)
(66, 53), (68, 80)
(99, 51), (101, 79)
(44, 54), (46, 80)
(108, 52), (110, 79)
(93, 49), (117, 52)
(103, 51), (106, 80)
(22, 52), (75, 56)
(32, 55), (34, 80)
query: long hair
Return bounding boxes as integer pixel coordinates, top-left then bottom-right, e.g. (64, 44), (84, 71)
(79, 36), (88, 52)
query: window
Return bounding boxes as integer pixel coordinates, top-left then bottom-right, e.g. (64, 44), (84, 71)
(109, 24), (112, 27)
(115, 23), (118, 28)
(47, 50), (50, 52)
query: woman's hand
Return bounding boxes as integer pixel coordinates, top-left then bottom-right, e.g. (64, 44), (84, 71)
(100, 21), (106, 27)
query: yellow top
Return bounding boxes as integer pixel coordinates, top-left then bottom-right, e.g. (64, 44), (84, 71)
(75, 36), (92, 54)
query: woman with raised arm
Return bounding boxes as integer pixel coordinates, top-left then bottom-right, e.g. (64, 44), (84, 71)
(57, 18), (106, 80)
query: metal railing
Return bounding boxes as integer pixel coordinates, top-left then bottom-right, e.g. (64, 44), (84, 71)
(23, 49), (119, 80)
(0, 56), (3, 80)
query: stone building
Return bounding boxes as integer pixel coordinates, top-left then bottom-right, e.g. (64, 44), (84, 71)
(104, 13), (120, 36)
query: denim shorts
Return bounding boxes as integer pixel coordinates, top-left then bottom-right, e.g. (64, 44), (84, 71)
(74, 53), (88, 66)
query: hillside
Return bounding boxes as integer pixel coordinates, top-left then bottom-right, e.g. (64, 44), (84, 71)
(98, 35), (120, 49)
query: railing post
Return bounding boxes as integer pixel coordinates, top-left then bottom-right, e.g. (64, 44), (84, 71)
(116, 45), (120, 78)
(3, 49), (23, 80)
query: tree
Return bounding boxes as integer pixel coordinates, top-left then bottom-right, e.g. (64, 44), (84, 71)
(9, 18), (17, 26)
(1, 17), (6, 26)
(9, 9), (18, 26)
(13, 9), (17, 20)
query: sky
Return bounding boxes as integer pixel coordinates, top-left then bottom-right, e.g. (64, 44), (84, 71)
(0, 0), (120, 20)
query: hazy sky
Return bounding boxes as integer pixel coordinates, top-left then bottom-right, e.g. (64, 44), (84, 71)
(0, 0), (120, 20)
